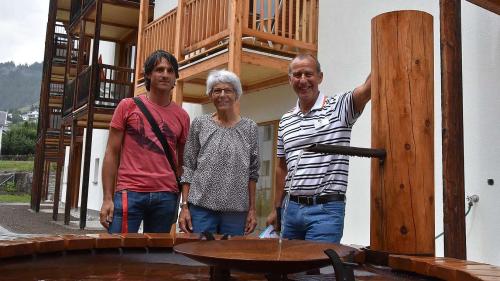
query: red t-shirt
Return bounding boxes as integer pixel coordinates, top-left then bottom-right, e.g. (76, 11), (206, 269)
(110, 95), (190, 193)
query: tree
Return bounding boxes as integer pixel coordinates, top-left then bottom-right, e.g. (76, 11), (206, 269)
(1, 122), (37, 155)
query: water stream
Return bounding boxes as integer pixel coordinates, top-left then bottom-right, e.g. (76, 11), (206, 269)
(277, 149), (304, 260)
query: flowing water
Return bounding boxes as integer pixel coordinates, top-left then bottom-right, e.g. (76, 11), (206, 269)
(277, 150), (304, 260)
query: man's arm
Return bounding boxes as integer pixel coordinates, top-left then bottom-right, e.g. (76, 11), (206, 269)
(99, 127), (123, 229)
(353, 73), (372, 114)
(266, 157), (287, 230)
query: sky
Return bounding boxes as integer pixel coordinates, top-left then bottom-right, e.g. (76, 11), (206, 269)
(0, 1), (49, 65)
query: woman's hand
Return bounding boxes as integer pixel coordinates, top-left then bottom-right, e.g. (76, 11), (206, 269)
(245, 209), (257, 235)
(178, 207), (193, 233)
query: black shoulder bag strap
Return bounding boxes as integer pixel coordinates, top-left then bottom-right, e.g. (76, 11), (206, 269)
(133, 96), (182, 223)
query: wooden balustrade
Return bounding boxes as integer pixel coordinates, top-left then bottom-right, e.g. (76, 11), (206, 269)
(96, 64), (135, 107)
(183, 0), (230, 55)
(137, 8), (177, 81)
(63, 63), (134, 115)
(76, 65), (92, 108)
(243, 0), (318, 50)
(63, 79), (76, 117)
(137, 0), (318, 82)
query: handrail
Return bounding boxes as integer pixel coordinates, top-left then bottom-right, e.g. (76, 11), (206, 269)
(0, 174), (14, 187)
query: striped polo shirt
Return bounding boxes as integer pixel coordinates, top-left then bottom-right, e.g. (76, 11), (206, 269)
(277, 91), (360, 195)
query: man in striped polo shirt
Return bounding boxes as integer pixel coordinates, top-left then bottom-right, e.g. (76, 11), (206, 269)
(267, 54), (371, 243)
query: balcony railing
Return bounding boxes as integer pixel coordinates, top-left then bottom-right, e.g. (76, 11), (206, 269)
(63, 64), (134, 116)
(76, 65), (93, 108)
(63, 79), (76, 117)
(50, 82), (64, 97)
(48, 107), (62, 134)
(137, 8), (177, 76)
(138, 0), (318, 81)
(95, 64), (135, 107)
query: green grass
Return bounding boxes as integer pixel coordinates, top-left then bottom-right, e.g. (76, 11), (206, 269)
(0, 160), (34, 172)
(0, 194), (31, 203)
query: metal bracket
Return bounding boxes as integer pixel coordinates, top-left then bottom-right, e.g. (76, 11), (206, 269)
(306, 144), (386, 165)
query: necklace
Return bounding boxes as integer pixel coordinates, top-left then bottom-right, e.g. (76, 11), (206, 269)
(146, 93), (171, 107)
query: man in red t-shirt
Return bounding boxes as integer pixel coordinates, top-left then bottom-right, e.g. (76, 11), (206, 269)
(99, 50), (190, 233)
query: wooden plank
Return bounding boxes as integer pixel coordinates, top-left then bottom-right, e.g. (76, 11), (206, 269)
(243, 74), (289, 93)
(440, 0), (467, 260)
(134, 0), (150, 86)
(371, 10), (435, 255)
(242, 27), (317, 50)
(174, 0), (185, 62)
(228, 0), (243, 75)
(179, 52), (228, 79)
(241, 51), (290, 73)
(173, 80), (184, 104)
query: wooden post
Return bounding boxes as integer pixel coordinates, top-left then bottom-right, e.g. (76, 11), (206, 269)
(440, 0), (466, 260)
(52, 125), (65, 221)
(32, 0), (58, 212)
(79, 0), (102, 230)
(134, 0), (150, 89)
(172, 0), (186, 104)
(371, 10), (435, 255)
(228, 0), (243, 75)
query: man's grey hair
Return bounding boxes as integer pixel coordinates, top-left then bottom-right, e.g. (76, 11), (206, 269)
(288, 53), (322, 74)
(206, 69), (243, 99)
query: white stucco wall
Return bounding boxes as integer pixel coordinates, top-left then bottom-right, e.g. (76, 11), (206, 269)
(153, 0), (177, 19)
(77, 129), (109, 212)
(461, 2), (500, 264)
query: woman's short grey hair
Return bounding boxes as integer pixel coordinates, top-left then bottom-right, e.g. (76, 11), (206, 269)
(206, 69), (243, 99)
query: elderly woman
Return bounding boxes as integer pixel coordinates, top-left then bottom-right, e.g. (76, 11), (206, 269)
(178, 69), (259, 236)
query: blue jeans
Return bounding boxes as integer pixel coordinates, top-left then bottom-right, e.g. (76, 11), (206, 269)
(281, 200), (346, 243)
(189, 204), (247, 236)
(109, 191), (178, 233)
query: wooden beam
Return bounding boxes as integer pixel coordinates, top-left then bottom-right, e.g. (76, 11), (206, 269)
(173, 81), (184, 104)
(174, 0), (185, 59)
(178, 52), (228, 80)
(183, 95), (211, 104)
(440, 0), (467, 260)
(466, 0), (500, 15)
(134, 0), (149, 87)
(52, 126), (65, 221)
(242, 27), (318, 51)
(243, 75), (289, 93)
(173, 0), (186, 106)
(241, 51), (290, 73)
(79, 0), (103, 230)
(228, 0), (243, 75)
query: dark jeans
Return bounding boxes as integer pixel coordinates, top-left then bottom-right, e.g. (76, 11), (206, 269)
(109, 190), (178, 233)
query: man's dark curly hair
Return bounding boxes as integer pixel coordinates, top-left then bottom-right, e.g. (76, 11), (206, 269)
(144, 50), (179, 91)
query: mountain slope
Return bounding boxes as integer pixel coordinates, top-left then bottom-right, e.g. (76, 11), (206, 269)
(0, 62), (43, 111)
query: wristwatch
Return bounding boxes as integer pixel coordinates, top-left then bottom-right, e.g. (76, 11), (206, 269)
(180, 201), (189, 209)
